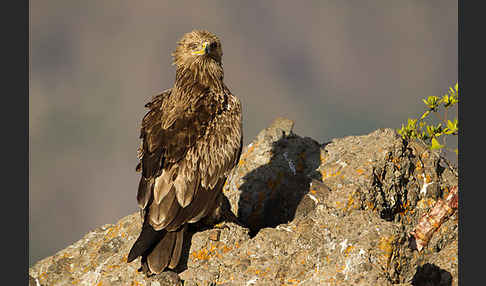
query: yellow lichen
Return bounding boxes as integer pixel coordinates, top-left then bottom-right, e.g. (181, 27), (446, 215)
(336, 264), (345, 273)
(221, 245), (232, 253)
(103, 225), (120, 241)
(345, 194), (360, 211)
(321, 167), (342, 181)
(237, 158), (246, 166)
(366, 201), (376, 211)
(378, 236), (395, 267)
(344, 245), (354, 257)
(236, 144), (257, 167)
(246, 144), (256, 155)
(320, 152), (328, 164)
(417, 198), (437, 209)
(397, 200), (411, 217)
(416, 160), (423, 171)
(441, 186), (450, 198)
(282, 278), (301, 286)
(191, 248), (211, 261)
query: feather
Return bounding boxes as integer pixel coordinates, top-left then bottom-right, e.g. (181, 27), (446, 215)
(149, 186), (180, 230)
(127, 222), (165, 263)
(188, 179), (224, 223)
(168, 225), (187, 269)
(165, 182), (213, 231)
(142, 147), (163, 178)
(137, 177), (153, 209)
(153, 166), (177, 204)
(147, 231), (176, 274)
(174, 163), (198, 207)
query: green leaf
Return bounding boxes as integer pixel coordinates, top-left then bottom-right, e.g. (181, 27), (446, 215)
(407, 118), (417, 130)
(430, 137), (445, 150)
(446, 119), (458, 134)
(447, 120), (454, 130)
(443, 129), (453, 135)
(424, 96), (441, 110)
(443, 94), (452, 108)
(399, 82), (458, 155)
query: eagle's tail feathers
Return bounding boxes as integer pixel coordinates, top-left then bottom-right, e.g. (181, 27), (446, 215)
(168, 225), (187, 269)
(146, 231), (176, 274)
(146, 225), (186, 273)
(128, 223), (187, 274)
(127, 223), (164, 263)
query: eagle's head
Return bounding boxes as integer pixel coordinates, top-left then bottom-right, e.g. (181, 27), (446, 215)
(172, 30), (224, 89)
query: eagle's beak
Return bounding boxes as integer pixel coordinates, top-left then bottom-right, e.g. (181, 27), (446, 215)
(192, 41), (209, 56)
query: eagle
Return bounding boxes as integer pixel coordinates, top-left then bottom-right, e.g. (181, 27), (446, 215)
(127, 30), (243, 275)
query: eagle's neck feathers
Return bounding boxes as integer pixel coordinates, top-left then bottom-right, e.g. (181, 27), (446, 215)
(174, 59), (224, 93)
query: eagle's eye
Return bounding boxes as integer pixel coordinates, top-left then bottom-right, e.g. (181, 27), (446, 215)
(209, 42), (218, 50)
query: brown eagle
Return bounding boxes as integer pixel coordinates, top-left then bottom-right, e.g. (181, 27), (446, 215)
(127, 30), (243, 275)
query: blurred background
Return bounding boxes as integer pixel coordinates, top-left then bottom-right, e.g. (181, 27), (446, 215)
(29, 1), (457, 265)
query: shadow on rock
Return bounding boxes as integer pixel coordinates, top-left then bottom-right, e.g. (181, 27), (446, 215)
(412, 263), (452, 286)
(237, 131), (323, 237)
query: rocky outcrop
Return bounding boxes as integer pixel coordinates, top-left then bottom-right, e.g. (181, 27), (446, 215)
(29, 118), (458, 286)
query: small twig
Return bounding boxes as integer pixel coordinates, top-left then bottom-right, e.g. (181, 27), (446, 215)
(432, 109), (442, 123)
(443, 108), (449, 126)
(442, 108), (449, 148)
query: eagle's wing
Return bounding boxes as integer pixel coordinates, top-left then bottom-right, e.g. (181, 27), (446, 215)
(136, 88), (241, 231)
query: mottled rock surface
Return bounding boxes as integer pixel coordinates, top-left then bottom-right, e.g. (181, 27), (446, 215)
(29, 118), (458, 286)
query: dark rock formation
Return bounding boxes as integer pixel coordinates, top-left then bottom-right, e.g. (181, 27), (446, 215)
(29, 117), (458, 286)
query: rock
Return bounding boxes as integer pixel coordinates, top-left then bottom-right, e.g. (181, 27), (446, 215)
(29, 118), (458, 285)
(223, 117), (322, 236)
